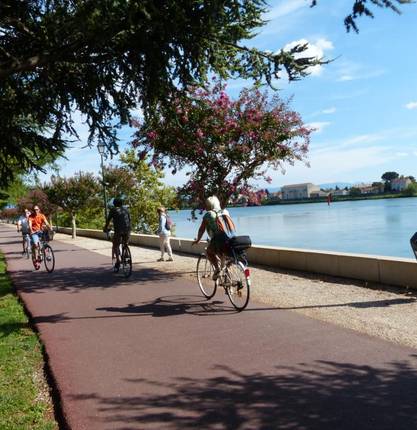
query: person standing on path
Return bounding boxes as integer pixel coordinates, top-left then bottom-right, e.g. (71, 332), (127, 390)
(156, 206), (173, 262)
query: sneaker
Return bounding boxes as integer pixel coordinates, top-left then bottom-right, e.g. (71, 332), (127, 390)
(212, 269), (221, 281)
(113, 261), (120, 273)
(157, 258), (164, 262)
(34, 262), (40, 271)
(167, 257), (174, 262)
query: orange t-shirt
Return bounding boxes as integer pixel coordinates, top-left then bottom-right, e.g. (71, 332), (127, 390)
(29, 213), (47, 233)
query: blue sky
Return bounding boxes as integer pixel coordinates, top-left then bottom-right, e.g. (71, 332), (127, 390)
(43, 0), (417, 189)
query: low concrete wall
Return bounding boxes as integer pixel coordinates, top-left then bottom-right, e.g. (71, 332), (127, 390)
(57, 227), (417, 289)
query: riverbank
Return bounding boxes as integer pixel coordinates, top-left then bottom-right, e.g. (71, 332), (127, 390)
(263, 193), (416, 206)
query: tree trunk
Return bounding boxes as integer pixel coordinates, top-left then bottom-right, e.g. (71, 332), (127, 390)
(71, 213), (77, 239)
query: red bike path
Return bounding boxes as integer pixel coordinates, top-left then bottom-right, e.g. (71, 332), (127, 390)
(1, 224), (417, 430)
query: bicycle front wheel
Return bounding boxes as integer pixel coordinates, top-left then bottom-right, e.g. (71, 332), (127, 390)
(196, 253), (217, 299)
(121, 245), (132, 278)
(225, 261), (250, 311)
(43, 244), (55, 273)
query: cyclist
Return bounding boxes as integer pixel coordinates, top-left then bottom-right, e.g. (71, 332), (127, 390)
(17, 208), (31, 257)
(28, 205), (51, 268)
(192, 195), (236, 280)
(103, 197), (131, 272)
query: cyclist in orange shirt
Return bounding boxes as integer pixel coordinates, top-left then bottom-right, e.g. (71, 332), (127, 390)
(28, 205), (51, 265)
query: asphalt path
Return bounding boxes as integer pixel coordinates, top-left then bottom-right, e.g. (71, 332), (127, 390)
(2, 224), (417, 430)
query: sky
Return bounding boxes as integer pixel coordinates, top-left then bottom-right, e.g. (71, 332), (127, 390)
(42, 0), (417, 189)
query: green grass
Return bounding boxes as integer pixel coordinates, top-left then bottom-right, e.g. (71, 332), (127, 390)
(0, 254), (57, 430)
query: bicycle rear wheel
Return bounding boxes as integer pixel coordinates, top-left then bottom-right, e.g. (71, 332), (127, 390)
(43, 244), (55, 273)
(121, 245), (132, 278)
(225, 261), (250, 311)
(196, 253), (217, 299)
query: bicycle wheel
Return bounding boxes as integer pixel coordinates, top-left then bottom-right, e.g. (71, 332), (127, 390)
(43, 244), (55, 273)
(224, 261), (250, 311)
(196, 253), (217, 299)
(121, 245), (132, 278)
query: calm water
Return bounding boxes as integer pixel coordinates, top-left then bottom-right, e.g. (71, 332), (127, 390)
(169, 198), (417, 259)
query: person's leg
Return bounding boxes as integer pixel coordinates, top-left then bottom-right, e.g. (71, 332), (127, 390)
(166, 236), (173, 261)
(158, 235), (165, 261)
(21, 234), (26, 253)
(206, 242), (221, 279)
(112, 233), (122, 266)
(31, 233), (41, 261)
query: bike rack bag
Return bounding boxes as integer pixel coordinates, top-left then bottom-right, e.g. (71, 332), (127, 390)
(44, 229), (55, 242)
(229, 235), (252, 251)
(410, 232), (417, 260)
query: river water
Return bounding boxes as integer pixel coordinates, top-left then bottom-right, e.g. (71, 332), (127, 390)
(169, 197), (417, 259)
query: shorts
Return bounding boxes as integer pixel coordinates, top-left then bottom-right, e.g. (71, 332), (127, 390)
(208, 231), (229, 254)
(113, 231), (130, 247)
(30, 231), (43, 246)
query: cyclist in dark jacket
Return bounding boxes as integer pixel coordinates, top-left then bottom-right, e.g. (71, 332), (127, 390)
(103, 197), (131, 271)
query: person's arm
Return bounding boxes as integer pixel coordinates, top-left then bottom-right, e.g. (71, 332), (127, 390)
(42, 215), (51, 229)
(103, 210), (112, 231)
(192, 220), (206, 245)
(28, 217), (33, 234)
(17, 219), (21, 232)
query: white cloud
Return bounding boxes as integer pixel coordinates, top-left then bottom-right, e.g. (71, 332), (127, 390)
(266, 0), (308, 20)
(405, 101), (417, 110)
(283, 38), (334, 77)
(322, 107), (336, 114)
(335, 60), (385, 82)
(395, 152), (408, 158)
(306, 122), (331, 133)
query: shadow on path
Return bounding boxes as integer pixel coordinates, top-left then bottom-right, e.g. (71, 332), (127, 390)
(11, 265), (184, 294)
(68, 360), (417, 430)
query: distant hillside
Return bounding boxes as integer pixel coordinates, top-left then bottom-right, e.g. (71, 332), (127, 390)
(263, 182), (353, 193)
(319, 182), (352, 190)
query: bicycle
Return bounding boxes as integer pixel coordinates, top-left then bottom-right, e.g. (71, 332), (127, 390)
(196, 236), (252, 311)
(106, 230), (132, 278)
(31, 230), (55, 273)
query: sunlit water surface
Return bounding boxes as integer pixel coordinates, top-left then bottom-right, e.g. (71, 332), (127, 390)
(169, 198), (417, 259)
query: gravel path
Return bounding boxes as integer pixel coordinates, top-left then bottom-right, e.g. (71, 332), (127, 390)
(55, 233), (417, 349)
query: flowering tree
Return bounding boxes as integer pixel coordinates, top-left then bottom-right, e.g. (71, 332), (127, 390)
(131, 83), (312, 207)
(44, 172), (101, 238)
(17, 189), (57, 217)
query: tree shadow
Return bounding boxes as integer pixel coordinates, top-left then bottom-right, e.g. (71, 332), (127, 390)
(280, 297), (416, 311)
(0, 321), (31, 338)
(11, 265), (184, 295)
(68, 359), (417, 429)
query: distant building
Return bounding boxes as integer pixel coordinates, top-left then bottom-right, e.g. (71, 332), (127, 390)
(310, 190), (329, 198)
(391, 177), (411, 192)
(358, 184), (378, 195)
(281, 183), (320, 200)
(332, 189), (349, 196)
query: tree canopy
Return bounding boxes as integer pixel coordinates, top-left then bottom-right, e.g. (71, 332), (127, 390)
(132, 82), (311, 206)
(381, 171), (399, 182)
(0, 0), (412, 185)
